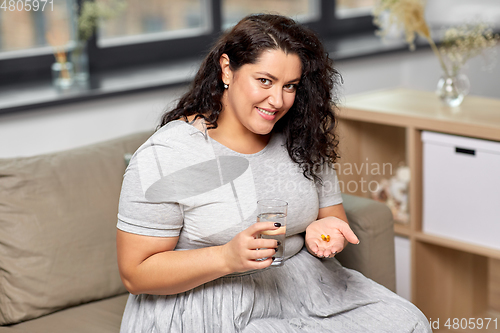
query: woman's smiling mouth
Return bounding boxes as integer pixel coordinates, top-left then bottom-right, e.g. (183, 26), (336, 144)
(256, 107), (277, 120)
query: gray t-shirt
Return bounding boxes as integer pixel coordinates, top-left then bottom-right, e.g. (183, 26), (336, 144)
(117, 120), (342, 256)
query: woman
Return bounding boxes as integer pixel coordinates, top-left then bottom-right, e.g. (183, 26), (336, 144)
(116, 14), (430, 332)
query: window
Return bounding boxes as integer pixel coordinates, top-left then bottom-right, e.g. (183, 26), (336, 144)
(98, 0), (210, 47)
(335, 0), (375, 19)
(0, 0), (376, 85)
(222, 0), (319, 28)
(0, 0), (73, 57)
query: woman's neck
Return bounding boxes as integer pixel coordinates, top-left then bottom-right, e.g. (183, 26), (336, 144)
(208, 112), (270, 155)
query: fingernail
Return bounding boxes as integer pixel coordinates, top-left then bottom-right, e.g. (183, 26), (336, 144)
(274, 222), (281, 228)
(357, 240), (360, 245)
(277, 241), (281, 246)
(275, 248), (278, 252)
(272, 257), (276, 261)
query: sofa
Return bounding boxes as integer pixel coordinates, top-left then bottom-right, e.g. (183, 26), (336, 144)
(0, 131), (396, 332)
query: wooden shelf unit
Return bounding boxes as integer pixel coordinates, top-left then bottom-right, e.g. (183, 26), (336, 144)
(336, 88), (500, 323)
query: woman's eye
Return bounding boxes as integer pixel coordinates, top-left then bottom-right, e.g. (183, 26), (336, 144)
(284, 84), (297, 92)
(259, 78), (272, 85)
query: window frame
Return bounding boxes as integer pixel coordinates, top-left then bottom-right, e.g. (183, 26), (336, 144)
(0, 0), (375, 85)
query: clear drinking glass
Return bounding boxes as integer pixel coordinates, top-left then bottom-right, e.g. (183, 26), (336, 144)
(51, 61), (74, 89)
(257, 199), (287, 266)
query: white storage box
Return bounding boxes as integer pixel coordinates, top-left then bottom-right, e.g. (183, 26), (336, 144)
(422, 131), (500, 250)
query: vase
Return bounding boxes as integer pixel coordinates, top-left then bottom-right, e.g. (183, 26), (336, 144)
(70, 41), (89, 84)
(51, 61), (74, 89)
(436, 73), (470, 107)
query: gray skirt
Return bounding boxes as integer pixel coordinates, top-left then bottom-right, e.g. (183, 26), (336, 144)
(119, 248), (431, 333)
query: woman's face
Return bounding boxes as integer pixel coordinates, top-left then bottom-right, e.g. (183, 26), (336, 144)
(220, 49), (302, 136)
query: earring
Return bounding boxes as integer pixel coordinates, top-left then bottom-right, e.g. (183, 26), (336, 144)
(223, 83), (228, 89)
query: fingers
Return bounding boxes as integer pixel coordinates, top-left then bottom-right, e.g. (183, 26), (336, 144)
(320, 247), (339, 258)
(240, 246), (277, 272)
(308, 241), (319, 254)
(247, 225), (280, 251)
(326, 251), (338, 258)
(307, 239), (334, 259)
(316, 247), (338, 258)
(315, 245), (336, 258)
(248, 221), (283, 238)
(223, 223), (282, 273)
(321, 217), (360, 245)
(337, 221), (360, 245)
(250, 257), (274, 270)
(252, 237), (279, 249)
(310, 231), (346, 258)
(248, 248), (278, 261)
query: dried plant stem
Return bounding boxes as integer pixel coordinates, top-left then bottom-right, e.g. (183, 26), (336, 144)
(46, 31), (71, 81)
(60, 63), (71, 80)
(439, 24), (499, 76)
(426, 36), (450, 77)
(54, 49), (70, 79)
(372, 0), (453, 77)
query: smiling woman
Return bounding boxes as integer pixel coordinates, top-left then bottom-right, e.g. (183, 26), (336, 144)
(116, 14), (432, 333)
(213, 49), (302, 151)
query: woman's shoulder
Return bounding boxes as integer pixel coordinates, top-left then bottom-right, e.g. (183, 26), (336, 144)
(124, 120), (205, 168)
(146, 119), (207, 148)
(154, 119), (191, 138)
(125, 120), (216, 187)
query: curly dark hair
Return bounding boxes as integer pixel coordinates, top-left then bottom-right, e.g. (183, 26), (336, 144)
(159, 14), (342, 183)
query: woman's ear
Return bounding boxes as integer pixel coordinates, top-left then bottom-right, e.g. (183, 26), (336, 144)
(219, 54), (232, 86)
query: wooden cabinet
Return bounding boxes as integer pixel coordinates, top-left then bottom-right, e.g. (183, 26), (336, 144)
(337, 89), (500, 331)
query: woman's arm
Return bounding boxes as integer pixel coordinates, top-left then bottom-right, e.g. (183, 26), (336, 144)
(116, 221), (281, 296)
(304, 203), (359, 258)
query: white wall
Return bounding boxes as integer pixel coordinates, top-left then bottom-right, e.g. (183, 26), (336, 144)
(336, 46), (500, 98)
(1, 46), (499, 158)
(0, 87), (186, 158)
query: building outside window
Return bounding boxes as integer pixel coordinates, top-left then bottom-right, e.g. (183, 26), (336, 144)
(98, 0), (210, 47)
(222, 0), (319, 28)
(335, 0), (375, 19)
(0, 1), (73, 56)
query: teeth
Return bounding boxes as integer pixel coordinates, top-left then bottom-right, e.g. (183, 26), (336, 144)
(258, 107), (276, 116)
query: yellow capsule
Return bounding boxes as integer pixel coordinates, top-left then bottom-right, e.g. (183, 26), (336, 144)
(326, 235), (331, 242)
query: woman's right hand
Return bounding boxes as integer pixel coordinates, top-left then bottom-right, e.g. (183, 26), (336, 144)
(117, 222), (281, 295)
(221, 222), (281, 273)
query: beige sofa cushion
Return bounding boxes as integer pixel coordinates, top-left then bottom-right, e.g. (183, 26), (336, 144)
(4, 294), (129, 333)
(337, 194), (396, 292)
(0, 132), (151, 325)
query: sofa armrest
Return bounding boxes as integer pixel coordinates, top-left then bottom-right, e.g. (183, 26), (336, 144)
(335, 193), (396, 292)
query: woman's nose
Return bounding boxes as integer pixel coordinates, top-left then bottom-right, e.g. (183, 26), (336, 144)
(268, 86), (283, 109)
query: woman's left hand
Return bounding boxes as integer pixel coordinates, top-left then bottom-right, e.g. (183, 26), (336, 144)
(305, 216), (359, 258)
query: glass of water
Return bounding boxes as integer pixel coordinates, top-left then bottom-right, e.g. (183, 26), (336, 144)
(257, 199), (287, 266)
